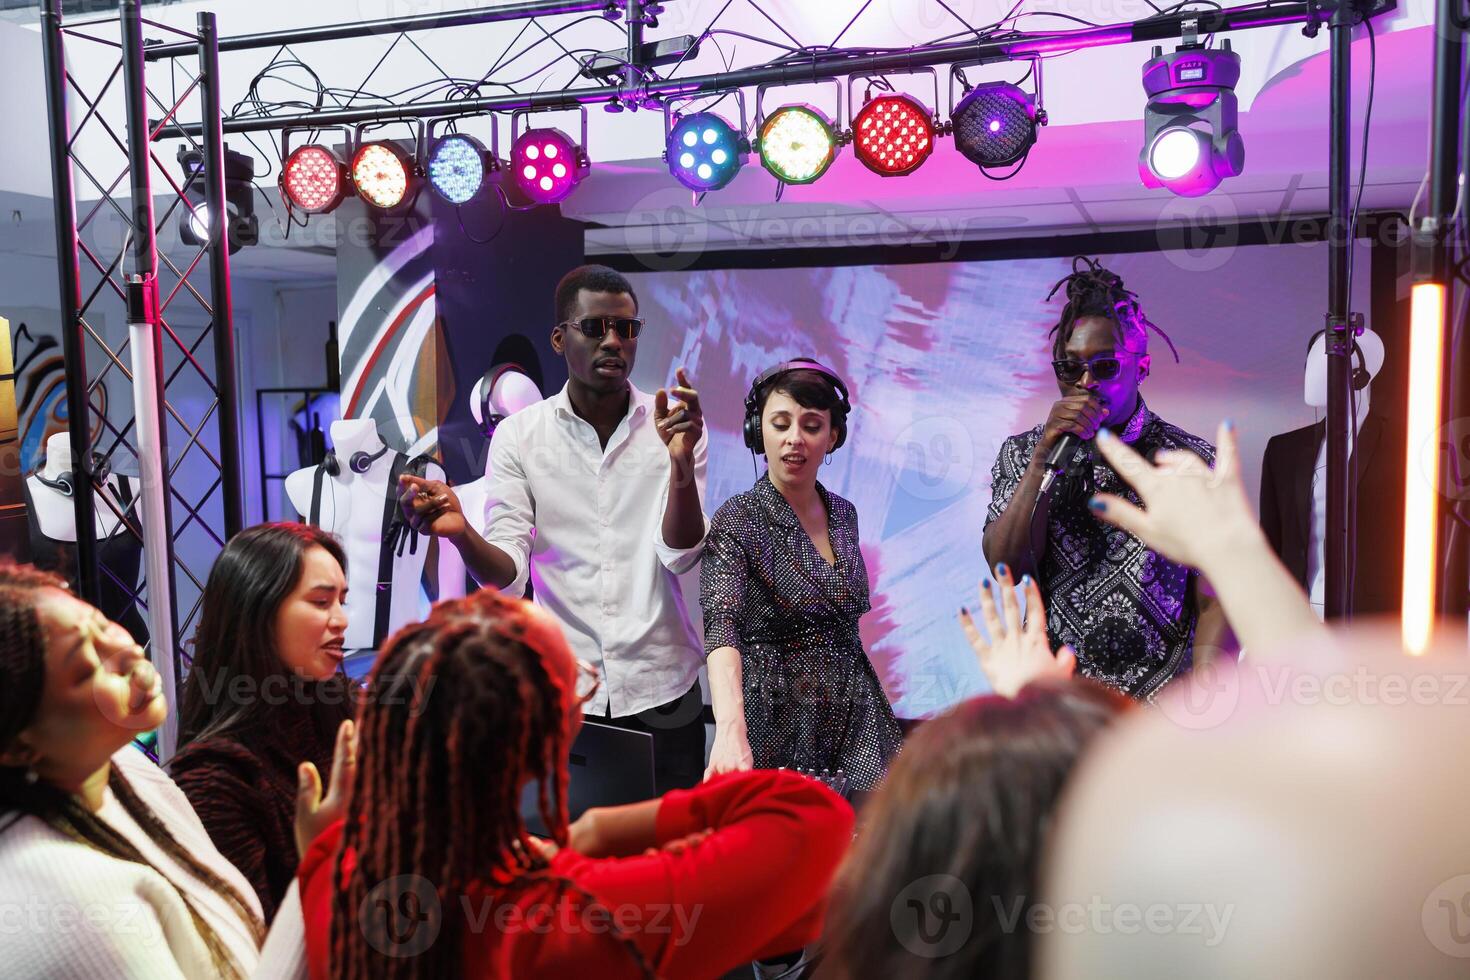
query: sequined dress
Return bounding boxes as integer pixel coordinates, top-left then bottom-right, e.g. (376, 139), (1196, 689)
(701, 475), (902, 791)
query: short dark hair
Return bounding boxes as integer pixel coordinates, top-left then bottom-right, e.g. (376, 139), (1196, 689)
(758, 368), (849, 441)
(554, 265), (638, 325)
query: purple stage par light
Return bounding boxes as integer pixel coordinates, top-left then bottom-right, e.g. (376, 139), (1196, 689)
(511, 127), (588, 205)
(951, 82), (1044, 169)
(1139, 42), (1245, 197)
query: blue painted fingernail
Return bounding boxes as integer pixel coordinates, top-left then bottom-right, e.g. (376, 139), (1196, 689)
(1096, 428), (1114, 443)
(1020, 574), (1032, 587)
(982, 578), (992, 590)
(1223, 418), (1235, 431)
(996, 563), (1009, 577)
(1089, 497), (1107, 512)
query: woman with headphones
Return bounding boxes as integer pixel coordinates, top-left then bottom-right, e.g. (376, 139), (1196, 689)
(700, 359), (902, 798)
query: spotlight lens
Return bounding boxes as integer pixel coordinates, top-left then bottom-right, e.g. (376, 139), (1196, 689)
(989, 119), (1001, 132)
(188, 203), (210, 240)
(281, 145), (345, 214)
(852, 94), (934, 176)
(758, 106), (837, 184)
(427, 134), (485, 205)
(511, 127), (585, 204)
(351, 143), (411, 209)
(1150, 128), (1203, 180)
(666, 111), (743, 191)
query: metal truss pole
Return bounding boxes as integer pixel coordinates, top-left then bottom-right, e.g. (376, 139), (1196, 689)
(121, 0), (182, 760)
(1323, 0), (1358, 620)
(144, 0), (614, 60)
(40, 0), (100, 602)
(197, 11), (245, 539)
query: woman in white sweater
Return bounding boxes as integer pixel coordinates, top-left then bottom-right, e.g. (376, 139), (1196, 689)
(0, 562), (344, 978)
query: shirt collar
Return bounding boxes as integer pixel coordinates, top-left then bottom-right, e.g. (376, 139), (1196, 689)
(1117, 396), (1154, 445)
(754, 472), (830, 529)
(551, 382), (649, 426)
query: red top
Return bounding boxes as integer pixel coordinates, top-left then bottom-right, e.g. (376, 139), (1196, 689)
(299, 769), (854, 979)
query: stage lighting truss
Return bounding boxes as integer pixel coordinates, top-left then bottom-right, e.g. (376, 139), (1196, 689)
(947, 61), (1048, 176)
(280, 129), (351, 216)
(663, 94), (750, 194)
(509, 107), (591, 206)
(1139, 41), (1245, 197)
(846, 70), (940, 177)
(427, 118), (501, 206)
(177, 144), (259, 252)
(754, 81), (843, 188)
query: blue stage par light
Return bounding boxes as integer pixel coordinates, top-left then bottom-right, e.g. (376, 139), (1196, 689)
(428, 133), (490, 205)
(666, 111), (747, 192)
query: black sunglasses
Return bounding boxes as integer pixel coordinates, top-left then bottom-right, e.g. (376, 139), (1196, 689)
(1052, 354), (1132, 384)
(561, 315), (644, 340)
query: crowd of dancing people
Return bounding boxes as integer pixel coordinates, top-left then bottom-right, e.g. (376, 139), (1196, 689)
(1, 264), (1465, 980)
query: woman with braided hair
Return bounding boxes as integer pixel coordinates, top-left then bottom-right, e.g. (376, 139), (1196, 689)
(297, 587), (854, 980)
(981, 257), (1232, 700)
(0, 561), (340, 977)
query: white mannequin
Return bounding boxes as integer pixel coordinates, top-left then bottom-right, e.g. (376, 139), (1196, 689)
(286, 419), (461, 652)
(1302, 327), (1383, 618)
(1304, 328), (1384, 416)
(26, 432), (135, 541)
(469, 369), (542, 476)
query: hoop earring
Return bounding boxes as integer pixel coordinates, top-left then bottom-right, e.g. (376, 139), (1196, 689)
(824, 452), (833, 466)
(24, 767), (39, 786)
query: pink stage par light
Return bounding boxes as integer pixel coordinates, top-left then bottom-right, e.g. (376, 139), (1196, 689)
(510, 127), (589, 205)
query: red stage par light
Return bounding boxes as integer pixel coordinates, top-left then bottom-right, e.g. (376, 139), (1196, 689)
(280, 145), (347, 214)
(852, 93), (935, 177)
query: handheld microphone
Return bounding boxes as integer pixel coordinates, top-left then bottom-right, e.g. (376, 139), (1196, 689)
(1038, 433), (1085, 496)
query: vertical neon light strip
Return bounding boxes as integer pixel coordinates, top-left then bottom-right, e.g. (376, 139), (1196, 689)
(1402, 281), (1446, 655)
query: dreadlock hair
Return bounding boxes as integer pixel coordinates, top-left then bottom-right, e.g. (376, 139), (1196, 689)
(331, 589), (652, 980)
(0, 562), (266, 980)
(1046, 256), (1180, 364)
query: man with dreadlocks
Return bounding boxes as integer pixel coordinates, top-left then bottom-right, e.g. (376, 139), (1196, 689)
(981, 257), (1232, 700)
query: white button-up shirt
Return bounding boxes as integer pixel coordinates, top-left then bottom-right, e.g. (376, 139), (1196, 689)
(479, 382), (707, 716)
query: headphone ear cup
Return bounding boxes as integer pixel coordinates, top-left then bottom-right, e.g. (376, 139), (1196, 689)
(322, 452), (340, 477)
(743, 407), (762, 453)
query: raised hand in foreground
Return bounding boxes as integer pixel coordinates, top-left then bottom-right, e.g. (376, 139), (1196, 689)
(960, 563), (1077, 698)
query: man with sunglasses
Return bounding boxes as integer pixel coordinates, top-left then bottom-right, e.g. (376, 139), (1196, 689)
(398, 264), (709, 793)
(981, 258), (1231, 701)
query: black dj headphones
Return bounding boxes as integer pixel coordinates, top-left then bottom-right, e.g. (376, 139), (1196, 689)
(1308, 329), (1371, 391)
(34, 452), (112, 497)
(321, 443), (390, 476)
(478, 362), (529, 439)
(742, 358), (853, 454)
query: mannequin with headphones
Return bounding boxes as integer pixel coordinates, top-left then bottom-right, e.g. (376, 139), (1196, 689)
(285, 418), (459, 656)
(1260, 327), (1386, 620)
(24, 431), (147, 641)
(469, 363), (543, 449)
(25, 431), (135, 541)
(702, 356), (902, 798)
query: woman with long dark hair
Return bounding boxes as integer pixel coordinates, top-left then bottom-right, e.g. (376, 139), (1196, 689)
(171, 522), (355, 921)
(297, 587), (855, 980)
(701, 359), (903, 794)
(0, 562), (334, 977)
(819, 567), (1129, 980)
